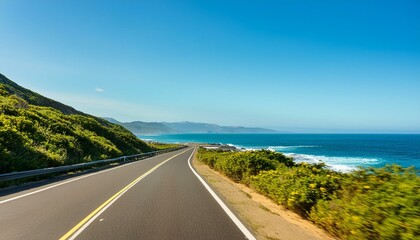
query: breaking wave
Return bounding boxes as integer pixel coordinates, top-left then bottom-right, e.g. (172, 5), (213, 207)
(284, 153), (381, 172)
(268, 145), (319, 151)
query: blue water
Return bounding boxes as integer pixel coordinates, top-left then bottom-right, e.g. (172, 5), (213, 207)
(139, 134), (420, 172)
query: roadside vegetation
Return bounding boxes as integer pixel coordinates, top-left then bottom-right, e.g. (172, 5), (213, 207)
(147, 142), (182, 150)
(197, 148), (419, 240)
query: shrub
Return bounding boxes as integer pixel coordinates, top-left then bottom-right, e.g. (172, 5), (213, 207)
(310, 165), (420, 239)
(197, 148), (420, 240)
(197, 148), (293, 183)
(251, 162), (342, 216)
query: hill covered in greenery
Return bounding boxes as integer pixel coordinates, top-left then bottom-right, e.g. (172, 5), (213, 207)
(0, 74), (152, 174)
(0, 74), (83, 115)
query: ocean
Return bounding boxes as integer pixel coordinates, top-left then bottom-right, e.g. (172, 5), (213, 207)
(139, 134), (420, 172)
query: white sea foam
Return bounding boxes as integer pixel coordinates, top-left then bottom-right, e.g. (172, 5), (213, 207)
(283, 153), (381, 173)
(240, 147), (260, 152)
(226, 143), (260, 151)
(268, 145), (319, 151)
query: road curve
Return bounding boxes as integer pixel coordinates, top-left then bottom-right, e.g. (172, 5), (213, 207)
(0, 147), (253, 240)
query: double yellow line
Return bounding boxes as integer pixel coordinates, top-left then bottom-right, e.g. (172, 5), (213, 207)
(60, 148), (191, 240)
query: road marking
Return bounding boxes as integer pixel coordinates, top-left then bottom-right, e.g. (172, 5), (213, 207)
(0, 150), (179, 204)
(59, 148), (191, 240)
(188, 148), (257, 240)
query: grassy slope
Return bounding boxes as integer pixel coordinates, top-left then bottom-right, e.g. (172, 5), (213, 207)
(0, 74), (152, 173)
(0, 73), (82, 115)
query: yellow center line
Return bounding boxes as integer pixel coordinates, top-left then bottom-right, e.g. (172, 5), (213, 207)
(59, 148), (191, 240)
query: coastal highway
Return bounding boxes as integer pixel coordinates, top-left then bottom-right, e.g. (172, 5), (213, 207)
(0, 147), (255, 240)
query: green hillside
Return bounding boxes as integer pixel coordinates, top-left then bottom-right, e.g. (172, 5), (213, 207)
(0, 73), (83, 115)
(0, 74), (152, 174)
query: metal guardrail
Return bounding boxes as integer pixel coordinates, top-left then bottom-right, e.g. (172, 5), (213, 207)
(0, 146), (187, 182)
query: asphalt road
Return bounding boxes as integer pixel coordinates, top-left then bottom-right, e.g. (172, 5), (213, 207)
(0, 147), (254, 240)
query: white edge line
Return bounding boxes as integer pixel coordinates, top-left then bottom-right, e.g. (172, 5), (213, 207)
(0, 150), (180, 204)
(187, 147), (257, 240)
(67, 148), (191, 240)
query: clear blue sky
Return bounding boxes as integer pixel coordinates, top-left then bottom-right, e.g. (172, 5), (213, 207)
(1, 0), (419, 133)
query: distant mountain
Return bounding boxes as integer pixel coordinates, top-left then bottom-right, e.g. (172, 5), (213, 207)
(103, 118), (176, 135)
(106, 119), (278, 135)
(164, 121), (278, 134)
(102, 117), (121, 124)
(124, 121), (176, 135)
(0, 74), (152, 173)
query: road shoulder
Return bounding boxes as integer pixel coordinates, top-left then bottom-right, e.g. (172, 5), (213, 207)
(192, 153), (336, 240)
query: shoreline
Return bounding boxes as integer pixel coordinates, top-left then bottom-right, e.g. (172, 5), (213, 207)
(141, 133), (419, 172)
(196, 143), (363, 173)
